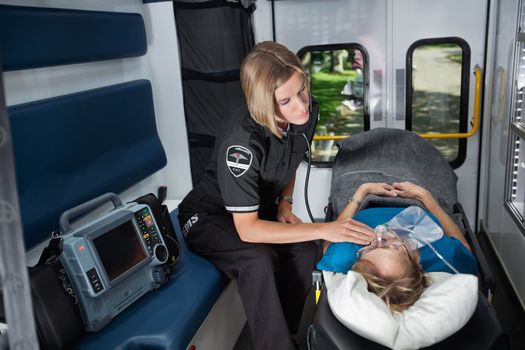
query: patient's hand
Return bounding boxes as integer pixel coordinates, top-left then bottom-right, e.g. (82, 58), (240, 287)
(337, 183), (398, 223)
(356, 182), (397, 199)
(392, 182), (431, 203)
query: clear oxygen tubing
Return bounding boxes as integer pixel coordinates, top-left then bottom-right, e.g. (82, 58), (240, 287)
(386, 225), (460, 274)
(0, 65), (39, 348)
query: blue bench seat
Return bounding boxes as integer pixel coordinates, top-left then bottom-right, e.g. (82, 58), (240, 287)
(2, 5), (231, 348)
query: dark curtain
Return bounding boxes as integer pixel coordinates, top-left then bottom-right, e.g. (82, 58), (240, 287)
(173, 0), (255, 186)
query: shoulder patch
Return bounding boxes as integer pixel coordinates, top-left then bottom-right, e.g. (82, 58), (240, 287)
(226, 145), (253, 177)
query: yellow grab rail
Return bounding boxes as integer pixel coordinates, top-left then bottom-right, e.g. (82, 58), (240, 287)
(419, 65), (481, 139)
(313, 134), (349, 141)
(313, 65), (482, 141)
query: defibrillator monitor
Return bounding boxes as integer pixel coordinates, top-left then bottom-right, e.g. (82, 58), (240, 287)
(91, 217), (149, 283)
(58, 193), (169, 331)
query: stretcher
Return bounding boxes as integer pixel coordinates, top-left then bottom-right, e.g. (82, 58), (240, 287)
(307, 128), (509, 350)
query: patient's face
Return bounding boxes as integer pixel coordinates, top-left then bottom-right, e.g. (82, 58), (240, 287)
(358, 242), (420, 279)
(359, 247), (412, 279)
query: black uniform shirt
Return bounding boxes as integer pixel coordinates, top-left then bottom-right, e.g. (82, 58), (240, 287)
(194, 101), (319, 221)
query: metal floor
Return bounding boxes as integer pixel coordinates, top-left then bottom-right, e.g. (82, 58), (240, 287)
(477, 231), (525, 350)
(233, 288), (315, 350)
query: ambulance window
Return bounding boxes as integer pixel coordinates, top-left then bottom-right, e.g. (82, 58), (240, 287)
(406, 38), (470, 167)
(506, 26), (525, 230)
(298, 44), (369, 163)
(508, 133), (525, 223)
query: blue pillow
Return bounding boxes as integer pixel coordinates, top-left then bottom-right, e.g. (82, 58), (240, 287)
(317, 207), (477, 275)
(317, 207), (405, 273)
(419, 236), (477, 274)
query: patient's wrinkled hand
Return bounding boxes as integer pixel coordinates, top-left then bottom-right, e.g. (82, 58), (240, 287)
(357, 182), (398, 199)
(324, 217), (374, 245)
(392, 181), (431, 203)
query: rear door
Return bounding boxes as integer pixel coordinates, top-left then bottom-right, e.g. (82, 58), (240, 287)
(256, 0), (487, 223)
(392, 0), (487, 224)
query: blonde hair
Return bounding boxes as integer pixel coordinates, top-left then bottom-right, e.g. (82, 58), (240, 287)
(352, 257), (429, 313)
(240, 41), (308, 138)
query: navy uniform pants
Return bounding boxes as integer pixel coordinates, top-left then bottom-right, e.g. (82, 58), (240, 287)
(179, 203), (317, 350)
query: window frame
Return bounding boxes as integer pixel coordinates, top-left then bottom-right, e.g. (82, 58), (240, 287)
(405, 37), (471, 169)
(504, 29), (525, 237)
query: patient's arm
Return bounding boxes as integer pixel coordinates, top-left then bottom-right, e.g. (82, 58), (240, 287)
(392, 182), (471, 251)
(337, 183), (397, 220)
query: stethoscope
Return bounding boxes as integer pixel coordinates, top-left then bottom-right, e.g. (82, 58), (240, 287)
(281, 95), (318, 223)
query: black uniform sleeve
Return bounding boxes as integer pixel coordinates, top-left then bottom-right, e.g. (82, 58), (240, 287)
(217, 138), (261, 213)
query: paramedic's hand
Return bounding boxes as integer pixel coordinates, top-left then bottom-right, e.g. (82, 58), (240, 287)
(277, 202), (303, 224)
(323, 218), (374, 245)
(392, 182), (432, 203)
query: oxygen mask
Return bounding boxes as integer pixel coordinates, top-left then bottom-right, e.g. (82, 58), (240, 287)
(356, 225), (418, 260)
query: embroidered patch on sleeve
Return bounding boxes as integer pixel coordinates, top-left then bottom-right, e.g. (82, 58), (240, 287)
(226, 145), (253, 177)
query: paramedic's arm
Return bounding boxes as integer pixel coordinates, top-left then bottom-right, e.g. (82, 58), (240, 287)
(323, 183), (396, 252)
(392, 182), (471, 251)
(232, 211), (373, 245)
(277, 176), (302, 224)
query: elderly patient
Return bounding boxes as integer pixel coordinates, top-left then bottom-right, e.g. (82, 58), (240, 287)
(320, 181), (477, 313)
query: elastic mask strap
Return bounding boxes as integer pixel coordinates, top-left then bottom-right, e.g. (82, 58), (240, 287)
(399, 227), (460, 274)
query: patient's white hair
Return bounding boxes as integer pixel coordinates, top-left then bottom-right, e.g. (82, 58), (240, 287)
(352, 258), (429, 313)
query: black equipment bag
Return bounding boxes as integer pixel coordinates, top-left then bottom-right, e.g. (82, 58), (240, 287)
(132, 188), (181, 273)
(28, 264), (84, 349)
(0, 259), (84, 350)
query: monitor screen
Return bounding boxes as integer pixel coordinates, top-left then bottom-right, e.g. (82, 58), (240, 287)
(93, 220), (148, 281)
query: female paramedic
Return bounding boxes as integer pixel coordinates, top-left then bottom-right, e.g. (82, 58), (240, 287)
(178, 41), (374, 350)
(319, 181), (477, 313)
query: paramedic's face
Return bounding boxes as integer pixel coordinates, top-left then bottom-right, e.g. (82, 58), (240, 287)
(274, 71), (310, 125)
